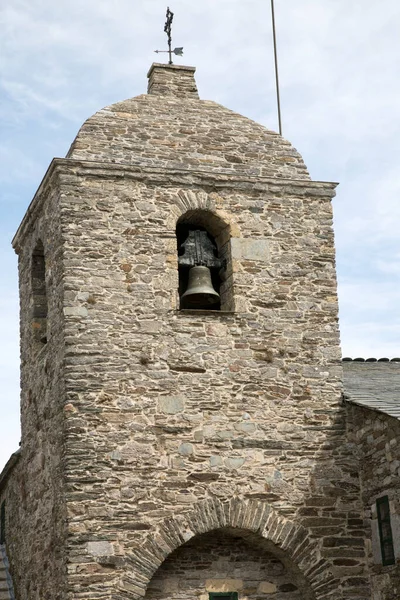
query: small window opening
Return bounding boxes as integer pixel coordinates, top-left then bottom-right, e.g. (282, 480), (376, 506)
(377, 496), (395, 566)
(209, 594), (238, 600)
(0, 501), (5, 544)
(31, 240), (48, 345)
(176, 211), (233, 311)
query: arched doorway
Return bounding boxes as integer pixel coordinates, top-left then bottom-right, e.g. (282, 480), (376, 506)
(145, 528), (310, 600)
(119, 499), (339, 600)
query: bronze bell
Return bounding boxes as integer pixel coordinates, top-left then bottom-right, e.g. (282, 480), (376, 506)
(181, 265), (220, 307)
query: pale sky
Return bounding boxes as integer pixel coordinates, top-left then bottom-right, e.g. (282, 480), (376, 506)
(1, 0), (400, 469)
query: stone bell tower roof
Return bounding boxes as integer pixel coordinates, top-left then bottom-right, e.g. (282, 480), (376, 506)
(67, 63), (310, 180)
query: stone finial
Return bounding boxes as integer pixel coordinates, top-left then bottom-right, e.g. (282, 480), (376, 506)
(147, 63), (199, 99)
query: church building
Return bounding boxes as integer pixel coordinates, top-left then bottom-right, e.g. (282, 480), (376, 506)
(0, 63), (399, 600)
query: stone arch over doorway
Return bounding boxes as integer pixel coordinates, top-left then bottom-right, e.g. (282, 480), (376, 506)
(118, 498), (340, 600)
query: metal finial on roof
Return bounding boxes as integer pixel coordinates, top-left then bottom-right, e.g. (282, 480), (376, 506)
(154, 7), (184, 65)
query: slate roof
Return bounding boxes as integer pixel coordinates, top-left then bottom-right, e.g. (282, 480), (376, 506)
(343, 360), (400, 419)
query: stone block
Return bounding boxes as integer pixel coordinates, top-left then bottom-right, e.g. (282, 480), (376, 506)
(178, 443), (194, 456)
(235, 422), (256, 433)
(225, 457), (245, 469)
(87, 541), (114, 557)
(258, 581), (277, 594)
(205, 579), (243, 592)
(63, 306), (88, 317)
(210, 455), (223, 467)
(231, 238), (270, 262)
(158, 395), (185, 414)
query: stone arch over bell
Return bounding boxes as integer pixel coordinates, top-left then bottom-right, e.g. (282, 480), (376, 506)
(169, 189), (239, 238)
(118, 498), (340, 600)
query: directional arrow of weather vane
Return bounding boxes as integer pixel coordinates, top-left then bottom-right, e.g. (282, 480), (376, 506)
(154, 7), (184, 65)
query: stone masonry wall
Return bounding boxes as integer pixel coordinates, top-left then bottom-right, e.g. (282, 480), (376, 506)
(145, 530), (303, 600)
(67, 64), (309, 181)
(55, 160), (368, 600)
(7, 171), (68, 600)
(347, 404), (400, 600)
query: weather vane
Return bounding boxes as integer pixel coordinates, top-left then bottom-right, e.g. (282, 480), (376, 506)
(154, 7), (183, 65)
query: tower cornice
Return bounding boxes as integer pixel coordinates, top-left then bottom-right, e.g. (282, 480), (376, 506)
(13, 157), (338, 251)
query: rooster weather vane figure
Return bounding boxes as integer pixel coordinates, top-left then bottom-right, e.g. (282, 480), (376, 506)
(154, 7), (183, 64)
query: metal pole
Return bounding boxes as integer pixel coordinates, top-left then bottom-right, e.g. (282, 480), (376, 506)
(271, 0), (282, 135)
(164, 7), (174, 64)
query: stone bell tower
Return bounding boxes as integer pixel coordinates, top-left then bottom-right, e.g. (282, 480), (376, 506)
(6, 64), (369, 600)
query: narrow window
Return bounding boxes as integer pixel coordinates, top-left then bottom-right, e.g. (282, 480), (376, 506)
(209, 594), (238, 600)
(0, 501), (5, 544)
(31, 240), (48, 345)
(377, 496), (395, 566)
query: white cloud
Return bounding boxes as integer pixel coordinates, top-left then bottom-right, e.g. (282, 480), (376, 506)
(340, 320), (400, 360)
(374, 257), (400, 276)
(338, 278), (400, 358)
(0, 143), (44, 185)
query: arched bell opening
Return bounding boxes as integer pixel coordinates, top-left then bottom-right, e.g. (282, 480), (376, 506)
(144, 528), (314, 600)
(176, 210), (233, 311)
